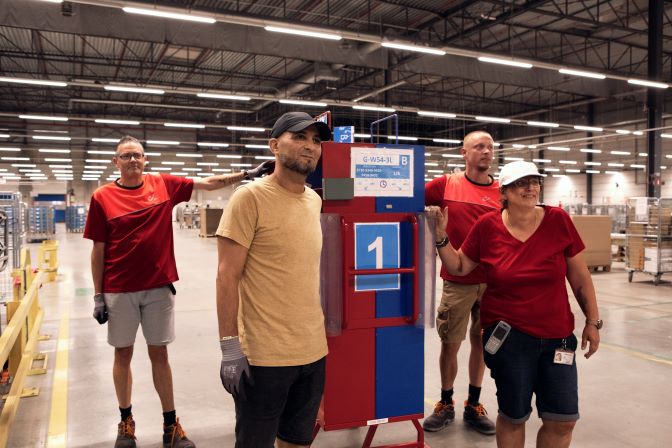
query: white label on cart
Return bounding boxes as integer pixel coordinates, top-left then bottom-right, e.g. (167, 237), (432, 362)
(367, 418), (389, 426)
(634, 198), (648, 222)
(351, 147), (414, 197)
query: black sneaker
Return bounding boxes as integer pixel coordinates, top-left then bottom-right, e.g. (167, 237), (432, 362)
(463, 401), (496, 435)
(115, 416), (137, 448)
(422, 400), (455, 432)
(163, 418), (196, 448)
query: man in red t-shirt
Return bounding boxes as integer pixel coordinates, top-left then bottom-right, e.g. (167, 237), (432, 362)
(84, 135), (272, 448)
(423, 131), (499, 435)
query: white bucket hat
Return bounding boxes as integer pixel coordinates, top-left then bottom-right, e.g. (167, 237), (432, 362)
(499, 160), (546, 186)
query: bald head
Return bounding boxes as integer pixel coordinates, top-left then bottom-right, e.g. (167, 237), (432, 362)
(462, 131), (493, 149)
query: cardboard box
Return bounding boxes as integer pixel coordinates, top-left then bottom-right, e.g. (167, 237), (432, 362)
(199, 207), (224, 237)
(571, 215), (612, 268)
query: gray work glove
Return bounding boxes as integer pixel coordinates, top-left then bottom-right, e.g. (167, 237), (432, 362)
(220, 336), (250, 398)
(244, 160), (275, 180)
(93, 293), (108, 324)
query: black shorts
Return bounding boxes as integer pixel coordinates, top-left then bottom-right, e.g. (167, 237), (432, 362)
(233, 357), (326, 447)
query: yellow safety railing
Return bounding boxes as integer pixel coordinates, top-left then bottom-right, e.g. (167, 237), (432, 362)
(0, 248), (49, 448)
(38, 240), (59, 283)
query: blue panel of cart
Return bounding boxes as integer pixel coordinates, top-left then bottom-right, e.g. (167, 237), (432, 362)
(376, 221), (415, 318)
(375, 325), (424, 418)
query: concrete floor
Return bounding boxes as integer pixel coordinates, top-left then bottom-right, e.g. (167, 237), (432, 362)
(9, 223), (672, 447)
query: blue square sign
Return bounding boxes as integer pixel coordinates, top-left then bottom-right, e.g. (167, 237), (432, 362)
(354, 222), (400, 291)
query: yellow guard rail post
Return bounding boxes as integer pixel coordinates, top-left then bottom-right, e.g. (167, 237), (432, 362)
(38, 240), (59, 282)
(0, 248), (49, 448)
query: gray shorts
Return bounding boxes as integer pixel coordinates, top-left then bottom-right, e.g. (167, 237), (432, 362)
(105, 286), (175, 347)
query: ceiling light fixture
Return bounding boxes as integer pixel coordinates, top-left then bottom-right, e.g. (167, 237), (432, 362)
(217, 155), (243, 159)
(105, 85), (165, 95)
(611, 151), (631, 155)
(548, 146), (570, 151)
(147, 140), (180, 145)
(354, 133), (372, 138)
(418, 111), (457, 119)
(144, 152), (162, 156)
(231, 163), (253, 167)
(91, 138), (119, 143)
(661, 133), (672, 138)
(387, 135), (418, 141)
(558, 68), (606, 80)
(32, 135), (71, 141)
(0, 76), (67, 87)
(352, 105), (396, 113)
(227, 126), (265, 132)
(512, 144), (527, 149)
(2, 157), (29, 161)
(585, 170), (601, 174)
(527, 121), (559, 128)
(627, 79), (669, 89)
(608, 163), (625, 167)
(0, 147), (21, 152)
(433, 138), (462, 144)
(164, 123), (206, 129)
(381, 42), (445, 56)
(264, 26), (342, 41)
(176, 153), (204, 158)
(19, 114), (68, 121)
(197, 142), (230, 147)
(477, 56), (532, 69)
(95, 119), (140, 125)
(566, 169), (581, 173)
(39, 149), (71, 153)
(630, 164), (646, 169)
(279, 99), (327, 107)
(533, 159), (551, 163)
(244, 144), (268, 149)
(44, 158), (72, 162)
(85, 159), (111, 164)
(196, 93), (251, 101)
(580, 148), (602, 153)
(615, 129), (631, 135)
(122, 7), (216, 24)
(475, 116), (511, 123)
(161, 161), (185, 166)
(584, 161), (602, 166)
(633, 131), (644, 136)
(88, 150), (115, 155)
(574, 125), (603, 132)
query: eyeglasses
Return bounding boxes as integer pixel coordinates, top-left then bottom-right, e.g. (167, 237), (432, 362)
(116, 152), (145, 161)
(512, 177), (543, 188)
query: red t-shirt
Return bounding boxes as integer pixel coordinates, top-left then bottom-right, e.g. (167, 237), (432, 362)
(425, 172), (500, 284)
(83, 173), (194, 293)
(460, 206), (585, 338)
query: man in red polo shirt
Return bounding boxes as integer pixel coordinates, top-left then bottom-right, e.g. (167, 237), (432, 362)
(423, 130), (499, 435)
(84, 135), (272, 448)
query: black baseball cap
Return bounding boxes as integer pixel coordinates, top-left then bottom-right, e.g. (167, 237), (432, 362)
(270, 111), (331, 141)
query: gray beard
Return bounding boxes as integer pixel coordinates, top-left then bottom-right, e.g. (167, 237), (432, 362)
(279, 154), (315, 176)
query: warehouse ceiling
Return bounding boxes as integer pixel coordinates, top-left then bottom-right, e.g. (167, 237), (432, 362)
(0, 0), (670, 183)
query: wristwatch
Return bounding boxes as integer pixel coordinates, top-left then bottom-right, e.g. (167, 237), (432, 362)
(586, 319), (603, 330)
(435, 236), (449, 248)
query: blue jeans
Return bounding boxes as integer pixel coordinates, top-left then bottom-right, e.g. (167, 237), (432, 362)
(483, 325), (579, 424)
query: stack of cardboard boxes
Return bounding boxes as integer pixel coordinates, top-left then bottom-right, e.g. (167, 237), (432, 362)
(626, 205), (672, 272)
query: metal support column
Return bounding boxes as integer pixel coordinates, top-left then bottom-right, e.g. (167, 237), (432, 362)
(647, 0), (663, 198)
(586, 103), (594, 204)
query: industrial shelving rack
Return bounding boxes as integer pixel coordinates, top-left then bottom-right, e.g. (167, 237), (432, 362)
(0, 192), (24, 302)
(26, 205), (55, 242)
(65, 205), (87, 232)
(625, 197), (672, 285)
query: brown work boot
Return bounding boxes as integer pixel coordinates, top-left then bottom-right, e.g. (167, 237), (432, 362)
(163, 418), (195, 448)
(422, 400), (455, 432)
(115, 415), (137, 448)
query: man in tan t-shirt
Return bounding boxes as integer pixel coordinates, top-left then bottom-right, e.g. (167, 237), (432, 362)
(215, 111), (331, 448)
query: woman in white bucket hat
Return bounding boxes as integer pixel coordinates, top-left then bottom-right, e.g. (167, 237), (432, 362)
(429, 160), (600, 448)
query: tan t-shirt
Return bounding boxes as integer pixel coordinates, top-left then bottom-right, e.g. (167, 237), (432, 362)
(216, 176), (328, 367)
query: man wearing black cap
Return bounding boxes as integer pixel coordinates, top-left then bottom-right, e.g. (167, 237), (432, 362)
(215, 112), (331, 447)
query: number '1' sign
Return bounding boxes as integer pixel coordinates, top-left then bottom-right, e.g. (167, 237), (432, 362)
(354, 223), (400, 292)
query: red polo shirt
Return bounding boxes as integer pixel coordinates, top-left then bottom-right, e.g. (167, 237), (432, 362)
(84, 173), (193, 293)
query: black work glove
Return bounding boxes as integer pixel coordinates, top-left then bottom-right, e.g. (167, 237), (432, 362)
(220, 336), (250, 399)
(244, 160), (275, 180)
(93, 293), (108, 324)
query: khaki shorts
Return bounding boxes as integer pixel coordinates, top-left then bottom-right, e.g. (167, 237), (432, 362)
(105, 286), (175, 347)
(436, 281), (487, 343)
